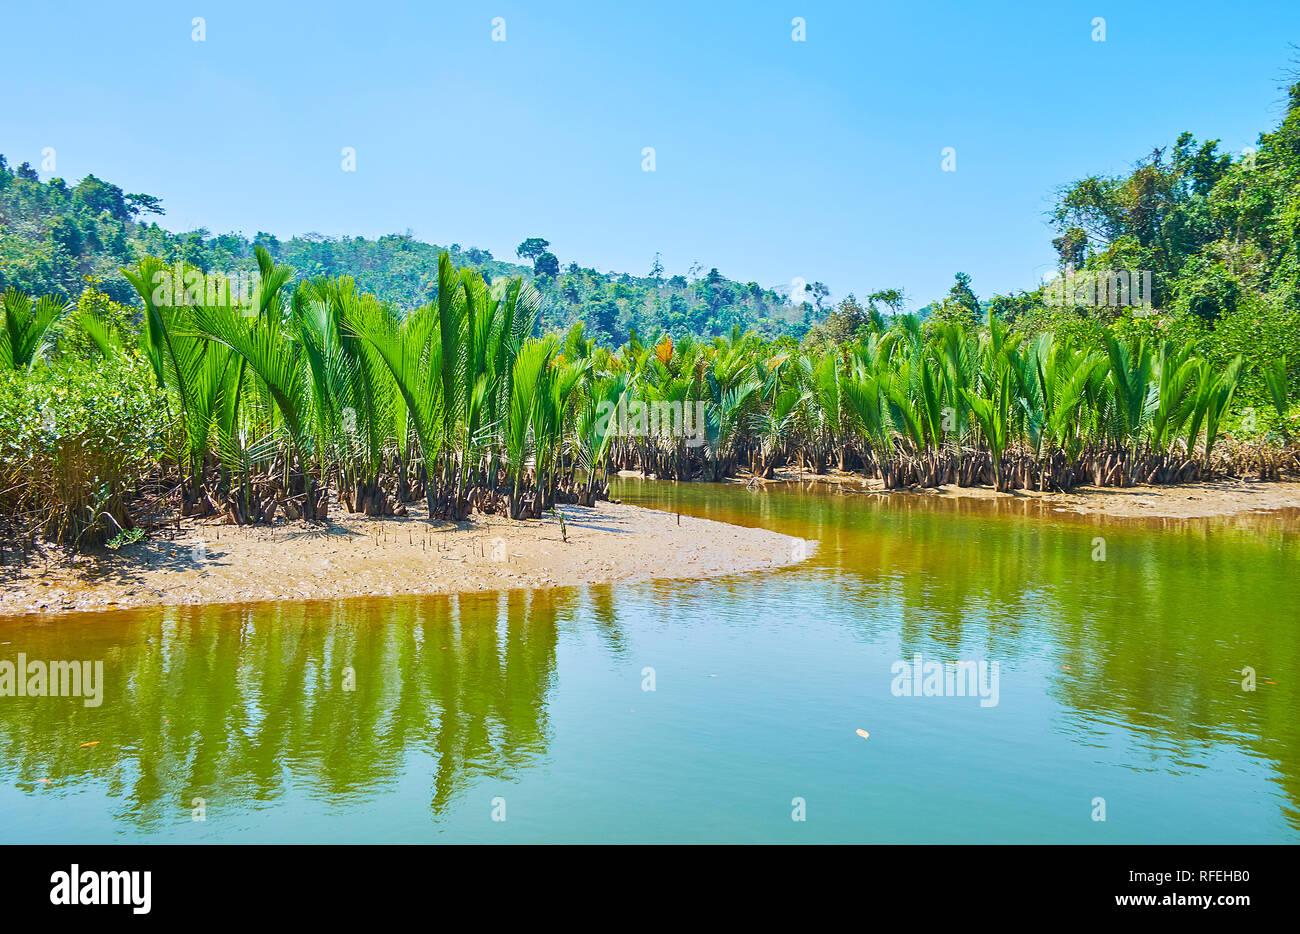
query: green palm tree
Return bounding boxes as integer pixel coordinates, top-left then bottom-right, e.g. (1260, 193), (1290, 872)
(1, 290), (67, 370)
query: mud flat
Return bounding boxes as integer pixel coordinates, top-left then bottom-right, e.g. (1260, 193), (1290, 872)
(0, 501), (811, 618)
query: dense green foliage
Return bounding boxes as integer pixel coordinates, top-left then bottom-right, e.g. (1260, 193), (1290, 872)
(2, 250), (635, 546)
(5, 75), (1300, 550)
(1001, 81), (1300, 410)
(0, 339), (167, 546)
(1, 255), (1291, 552)
(600, 312), (1286, 493)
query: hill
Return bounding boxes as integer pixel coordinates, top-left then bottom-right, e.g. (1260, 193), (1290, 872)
(0, 158), (833, 344)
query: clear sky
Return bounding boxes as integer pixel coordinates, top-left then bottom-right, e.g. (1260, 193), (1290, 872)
(3, 1), (1299, 307)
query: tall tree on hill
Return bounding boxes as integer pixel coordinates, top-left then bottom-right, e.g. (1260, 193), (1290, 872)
(533, 251), (560, 278)
(516, 238), (550, 263)
(930, 272), (980, 325)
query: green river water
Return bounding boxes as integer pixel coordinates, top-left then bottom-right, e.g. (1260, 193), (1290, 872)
(1, 481), (1297, 842)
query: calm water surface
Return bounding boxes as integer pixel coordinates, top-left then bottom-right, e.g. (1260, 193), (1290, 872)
(1, 482), (1297, 843)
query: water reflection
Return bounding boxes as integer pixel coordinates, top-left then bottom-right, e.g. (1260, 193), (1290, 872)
(616, 479), (1300, 832)
(1, 481), (1296, 841)
(0, 588), (583, 830)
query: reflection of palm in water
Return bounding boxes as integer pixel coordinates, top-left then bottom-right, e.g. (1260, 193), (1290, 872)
(615, 480), (1300, 829)
(3, 483), (1298, 836)
(0, 587), (585, 828)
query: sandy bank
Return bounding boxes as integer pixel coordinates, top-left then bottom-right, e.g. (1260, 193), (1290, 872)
(0, 502), (812, 619)
(752, 468), (1300, 519)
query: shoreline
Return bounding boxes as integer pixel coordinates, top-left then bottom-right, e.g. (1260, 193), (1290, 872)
(0, 501), (811, 619)
(737, 468), (1300, 519)
(6, 473), (1299, 620)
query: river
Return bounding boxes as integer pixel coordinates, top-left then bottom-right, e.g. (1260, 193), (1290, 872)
(1, 481), (1296, 842)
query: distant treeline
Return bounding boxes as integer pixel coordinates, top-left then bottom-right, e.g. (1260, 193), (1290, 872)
(4, 69), (1300, 399)
(0, 158), (829, 344)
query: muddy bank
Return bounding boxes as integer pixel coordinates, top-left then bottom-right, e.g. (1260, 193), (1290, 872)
(745, 468), (1300, 519)
(0, 501), (812, 619)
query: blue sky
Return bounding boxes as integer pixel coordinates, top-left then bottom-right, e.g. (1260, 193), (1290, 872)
(3, 1), (1299, 307)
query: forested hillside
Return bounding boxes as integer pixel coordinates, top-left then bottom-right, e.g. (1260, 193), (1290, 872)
(0, 157), (820, 344)
(3, 73), (1300, 403)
